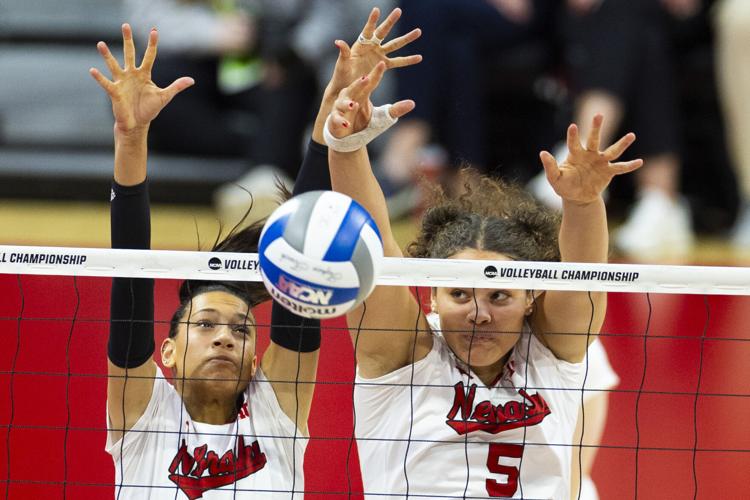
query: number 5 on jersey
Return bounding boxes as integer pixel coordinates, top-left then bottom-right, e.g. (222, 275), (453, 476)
(486, 443), (524, 497)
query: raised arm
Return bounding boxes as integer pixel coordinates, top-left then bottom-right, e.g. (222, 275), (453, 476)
(325, 11), (434, 378)
(92, 24), (193, 442)
(533, 114), (642, 362)
(260, 97), (332, 435)
(261, 7), (425, 425)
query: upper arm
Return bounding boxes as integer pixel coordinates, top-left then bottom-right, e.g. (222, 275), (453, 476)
(546, 198), (609, 362)
(348, 283), (433, 379)
(260, 343), (319, 435)
(532, 290), (606, 363)
(107, 359), (157, 444)
(327, 146), (433, 376)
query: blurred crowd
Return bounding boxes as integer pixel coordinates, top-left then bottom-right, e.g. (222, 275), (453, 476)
(123, 0), (748, 261)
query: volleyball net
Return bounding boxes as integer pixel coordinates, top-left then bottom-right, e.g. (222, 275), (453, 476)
(0, 245), (748, 499)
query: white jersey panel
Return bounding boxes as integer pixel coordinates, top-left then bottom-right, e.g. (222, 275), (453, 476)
(106, 367), (306, 500)
(581, 338), (619, 402)
(354, 316), (585, 500)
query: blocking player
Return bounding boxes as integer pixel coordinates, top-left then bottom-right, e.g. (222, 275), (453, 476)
(92, 15), (420, 499)
(324, 50), (642, 498)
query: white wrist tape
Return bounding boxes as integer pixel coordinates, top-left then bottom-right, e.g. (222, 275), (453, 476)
(323, 104), (398, 153)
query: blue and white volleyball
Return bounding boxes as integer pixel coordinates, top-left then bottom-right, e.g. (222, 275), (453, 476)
(258, 191), (383, 319)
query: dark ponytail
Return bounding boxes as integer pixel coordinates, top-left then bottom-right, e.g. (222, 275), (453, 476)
(169, 183), (294, 337)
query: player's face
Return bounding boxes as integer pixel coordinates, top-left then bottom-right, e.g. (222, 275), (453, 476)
(165, 291), (257, 395)
(435, 249), (532, 373)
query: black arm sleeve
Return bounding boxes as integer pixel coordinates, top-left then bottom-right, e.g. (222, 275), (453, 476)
(270, 140), (329, 352)
(291, 139), (332, 195)
(108, 180), (155, 368)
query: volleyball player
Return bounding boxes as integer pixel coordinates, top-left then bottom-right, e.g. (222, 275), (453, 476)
(90, 14), (420, 499)
(324, 58), (642, 498)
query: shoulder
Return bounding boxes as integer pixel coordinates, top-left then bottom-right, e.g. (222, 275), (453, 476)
(512, 330), (585, 388)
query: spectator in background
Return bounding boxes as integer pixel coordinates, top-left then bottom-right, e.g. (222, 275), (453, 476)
(532, 0), (704, 261)
(715, 0), (750, 249)
(124, 0), (317, 221)
(376, 0), (559, 216)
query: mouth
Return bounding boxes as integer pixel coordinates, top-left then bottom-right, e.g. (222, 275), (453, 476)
(207, 355), (237, 367)
(461, 332), (498, 343)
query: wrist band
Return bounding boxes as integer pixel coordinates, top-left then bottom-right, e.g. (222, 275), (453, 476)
(323, 104), (398, 153)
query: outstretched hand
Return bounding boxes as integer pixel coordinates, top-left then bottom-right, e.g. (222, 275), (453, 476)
(327, 61), (415, 140)
(90, 24), (194, 135)
(327, 7), (422, 95)
(540, 114), (643, 205)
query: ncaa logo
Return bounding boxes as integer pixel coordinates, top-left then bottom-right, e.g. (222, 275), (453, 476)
(277, 274), (333, 305)
(484, 265), (498, 278)
(208, 257), (222, 270)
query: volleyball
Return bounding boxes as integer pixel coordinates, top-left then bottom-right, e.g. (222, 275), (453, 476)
(258, 191), (383, 319)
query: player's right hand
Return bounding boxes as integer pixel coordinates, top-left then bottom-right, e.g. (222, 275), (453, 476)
(89, 24), (194, 135)
(327, 62), (415, 140)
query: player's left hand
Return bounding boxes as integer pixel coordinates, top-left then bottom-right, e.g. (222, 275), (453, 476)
(539, 114), (643, 205)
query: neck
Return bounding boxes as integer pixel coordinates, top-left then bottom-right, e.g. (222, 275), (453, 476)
(179, 383), (239, 424)
(470, 352), (510, 387)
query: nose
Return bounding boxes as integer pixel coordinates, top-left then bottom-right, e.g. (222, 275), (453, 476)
(212, 325), (235, 349)
(467, 299), (492, 325)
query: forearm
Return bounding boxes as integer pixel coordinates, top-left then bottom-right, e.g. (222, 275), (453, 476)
(108, 180), (154, 368)
(268, 138), (328, 353)
(542, 196), (607, 353)
(329, 148), (400, 255)
(559, 197), (608, 263)
(113, 128), (148, 186)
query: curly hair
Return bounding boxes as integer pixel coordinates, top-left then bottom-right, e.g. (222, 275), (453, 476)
(407, 170), (561, 263)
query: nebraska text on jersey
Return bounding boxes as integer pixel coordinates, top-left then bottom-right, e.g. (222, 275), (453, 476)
(446, 382), (551, 435)
(168, 436), (267, 500)
(354, 316), (587, 500)
(106, 368), (305, 499)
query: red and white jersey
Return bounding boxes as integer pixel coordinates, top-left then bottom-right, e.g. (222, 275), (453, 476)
(106, 367), (306, 500)
(582, 338), (619, 403)
(354, 315), (586, 500)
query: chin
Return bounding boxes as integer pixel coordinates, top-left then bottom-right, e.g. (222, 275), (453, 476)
(187, 366), (239, 387)
(199, 378), (244, 398)
(458, 350), (505, 368)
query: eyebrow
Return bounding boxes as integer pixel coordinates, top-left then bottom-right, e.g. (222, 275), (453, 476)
(190, 308), (253, 322)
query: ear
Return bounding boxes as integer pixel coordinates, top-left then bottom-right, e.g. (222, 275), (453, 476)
(161, 337), (176, 368)
(430, 287), (438, 314)
(525, 290), (544, 316)
(250, 354), (258, 378)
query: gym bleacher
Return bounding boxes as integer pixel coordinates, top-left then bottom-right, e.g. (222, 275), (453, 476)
(0, 0), (246, 203)
(0, 0), (738, 228)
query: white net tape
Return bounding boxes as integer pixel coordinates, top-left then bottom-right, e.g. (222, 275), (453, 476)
(0, 244), (748, 295)
(1, 244), (748, 499)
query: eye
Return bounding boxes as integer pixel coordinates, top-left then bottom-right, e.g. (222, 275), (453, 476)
(232, 324), (251, 335)
(450, 289), (469, 300)
(194, 319), (215, 329)
(491, 290), (510, 302)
